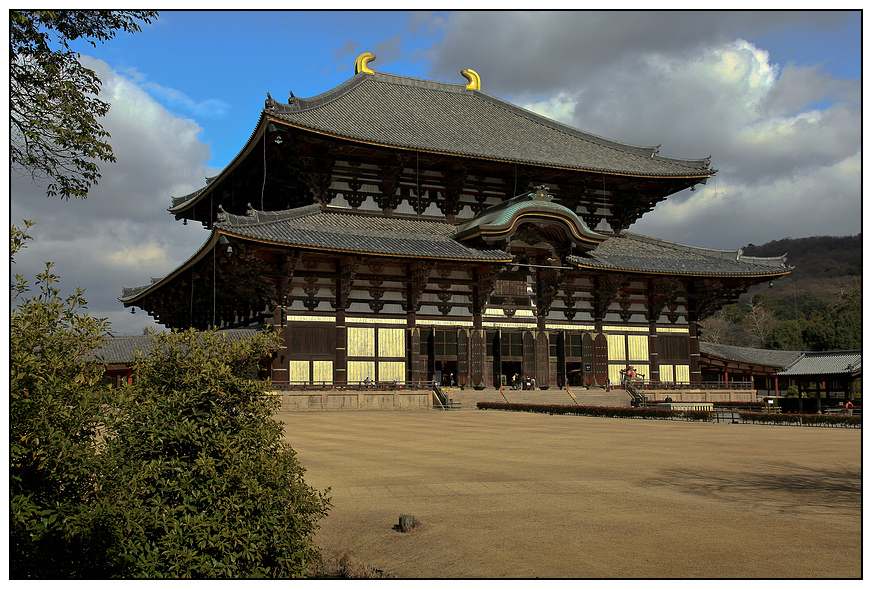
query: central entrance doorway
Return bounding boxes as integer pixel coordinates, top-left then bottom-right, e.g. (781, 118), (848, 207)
(501, 360), (523, 389)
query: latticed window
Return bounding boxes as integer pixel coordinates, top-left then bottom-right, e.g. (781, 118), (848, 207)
(433, 330), (457, 357)
(566, 333), (583, 358)
(659, 335), (689, 361)
(486, 331), (498, 356)
(493, 279), (528, 297)
(500, 332), (524, 358)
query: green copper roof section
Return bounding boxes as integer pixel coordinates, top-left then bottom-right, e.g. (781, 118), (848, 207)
(454, 186), (607, 249)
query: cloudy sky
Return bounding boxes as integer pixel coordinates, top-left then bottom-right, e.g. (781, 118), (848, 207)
(9, 10), (861, 335)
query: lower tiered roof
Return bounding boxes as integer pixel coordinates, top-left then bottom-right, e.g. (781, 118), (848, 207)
(121, 205), (790, 305)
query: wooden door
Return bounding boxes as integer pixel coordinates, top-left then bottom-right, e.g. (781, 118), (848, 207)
(582, 332), (594, 386)
(457, 328), (470, 388)
(536, 331), (550, 388)
(470, 329), (485, 389)
(593, 333), (608, 386)
(523, 331), (536, 384)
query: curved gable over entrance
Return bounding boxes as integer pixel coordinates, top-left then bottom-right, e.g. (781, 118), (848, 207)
(454, 186), (607, 252)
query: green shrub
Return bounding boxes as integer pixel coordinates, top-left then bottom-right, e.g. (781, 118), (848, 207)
(738, 411), (861, 428)
(476, 402), (683, 420)
(10, 223), (112, 578)
(97, 329), (331, 578)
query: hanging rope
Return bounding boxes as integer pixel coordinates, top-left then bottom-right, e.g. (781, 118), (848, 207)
(261, 130), (267, 210)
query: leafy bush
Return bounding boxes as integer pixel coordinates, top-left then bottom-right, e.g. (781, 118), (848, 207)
(10, 222), (112, 578)
(97, 328), (331, 578)
(477, 401), (683, 420)
(11, 223), (331, 577)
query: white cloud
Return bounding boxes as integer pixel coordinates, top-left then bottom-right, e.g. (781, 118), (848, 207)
(105, 243), (170, 269)
(114, 62), (230, 118)
(10, 56), (218, 334)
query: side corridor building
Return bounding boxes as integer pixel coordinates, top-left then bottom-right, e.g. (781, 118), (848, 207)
(121, 54), (791, 391)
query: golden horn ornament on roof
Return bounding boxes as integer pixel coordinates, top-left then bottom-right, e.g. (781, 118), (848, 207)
(355, 52), (376, 75)
(461, 69), (481, 91)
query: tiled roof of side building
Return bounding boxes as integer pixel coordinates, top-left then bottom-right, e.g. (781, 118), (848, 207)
(215, 204), (513, 261)
(92, 329), (264, 364)
(699, 342), (803, 369)
(778, 350), (862, 377)
(266, 71), (715, 178)
(568, 232), (792, 277)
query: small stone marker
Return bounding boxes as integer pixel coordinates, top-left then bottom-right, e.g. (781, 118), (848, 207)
(397, 514), (419, 532)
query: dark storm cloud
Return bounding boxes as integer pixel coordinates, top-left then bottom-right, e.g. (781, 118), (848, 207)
(425, 11), (853, 99)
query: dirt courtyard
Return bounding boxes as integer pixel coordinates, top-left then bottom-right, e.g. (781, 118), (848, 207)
(278, 409), (861, 579)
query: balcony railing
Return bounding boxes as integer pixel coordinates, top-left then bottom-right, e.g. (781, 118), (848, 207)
(627, 379), (754, 391)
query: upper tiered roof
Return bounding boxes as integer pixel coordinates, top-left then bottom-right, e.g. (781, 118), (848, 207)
(264, 70), (714, 177)
(170, 57), (716, 216)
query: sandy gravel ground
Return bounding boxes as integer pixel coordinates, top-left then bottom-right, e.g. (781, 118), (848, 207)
(277, 409), (861, 579)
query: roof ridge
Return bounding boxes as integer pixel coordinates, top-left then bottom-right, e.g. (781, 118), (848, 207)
(625, 233), (788, 266)
(215, 203), (321, 228)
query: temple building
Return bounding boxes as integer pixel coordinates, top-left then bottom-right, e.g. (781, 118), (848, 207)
(121, 53), (791, 393)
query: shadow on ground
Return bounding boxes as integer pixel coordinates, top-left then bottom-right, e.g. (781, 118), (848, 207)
(641, 462), (861, 515)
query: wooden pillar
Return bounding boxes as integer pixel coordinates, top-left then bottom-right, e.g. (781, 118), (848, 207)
(688, 321), (701, 385)
(335, 309), (347, 387)
(407, 311), (421, 385)
(269, 305), (288, 385)
(647, 321), (659, 384)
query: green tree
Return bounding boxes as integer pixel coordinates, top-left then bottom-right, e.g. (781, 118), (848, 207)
(97, 329), (331, 578)
(765, 319), (807, 351)
(828, 282), (862, 349)
(802, 283), (861, 351)
(10, 10), (156, 200)
(10, 222), (112, 578)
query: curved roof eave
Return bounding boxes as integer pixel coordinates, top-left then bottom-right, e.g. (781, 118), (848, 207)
(168, 113), (269, 215)
(567, 259), (793, 279)
(120, 231), (222, 305)
(266, 114), (716, 181)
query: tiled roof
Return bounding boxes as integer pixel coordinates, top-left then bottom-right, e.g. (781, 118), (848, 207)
(700, 342), (803, 369)
(124, 204), (792, 304)
(215, 204), (512, 261)
(778, 350), (862, 377)
(266, 71), (714, 178)
(93, 329), (262, 364)
(568, 232), (791, 277)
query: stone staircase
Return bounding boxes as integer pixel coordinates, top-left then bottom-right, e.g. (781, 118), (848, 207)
(438, 387), (507, 409)
(571, 386), (632, 408)
(503, 388), (577, 405)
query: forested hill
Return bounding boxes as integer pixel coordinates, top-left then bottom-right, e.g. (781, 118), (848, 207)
(742, 234), (861, 301)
